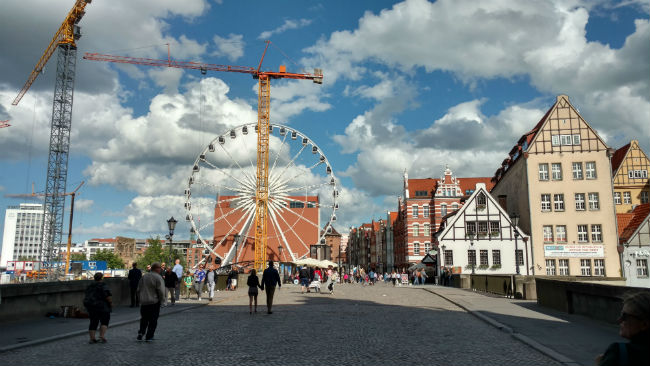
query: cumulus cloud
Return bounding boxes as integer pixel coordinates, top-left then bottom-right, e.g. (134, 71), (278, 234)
(74, 199), (94, 212)
(258, 19), (312, 40)
(212, 34), (245, 62)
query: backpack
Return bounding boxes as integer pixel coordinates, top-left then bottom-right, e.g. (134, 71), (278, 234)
(83, 283), (104, 310)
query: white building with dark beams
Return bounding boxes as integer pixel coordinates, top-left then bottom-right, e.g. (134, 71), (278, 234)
(434, 183), (530, 275)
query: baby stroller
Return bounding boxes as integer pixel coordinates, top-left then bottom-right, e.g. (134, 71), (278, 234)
(308, 273), (322, 293)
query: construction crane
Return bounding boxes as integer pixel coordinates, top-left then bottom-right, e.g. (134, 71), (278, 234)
(5, 181), (85, 279)
(84, 42), (323, 271)
(12, 0), (92, 279)
(0, 120), (10, 128)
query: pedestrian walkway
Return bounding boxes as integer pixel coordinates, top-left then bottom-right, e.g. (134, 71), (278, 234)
(0, 289), (244, 352)
(422, 285), (622, 366)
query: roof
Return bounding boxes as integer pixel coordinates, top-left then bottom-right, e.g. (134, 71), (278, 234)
(619, 204), (650, 243)
(617, 213), (635, 236)
(407, 177), (493, 198)
(321, 226), (341, 237)
(611, 142), (631, 174)
(389, 211), (398, 223)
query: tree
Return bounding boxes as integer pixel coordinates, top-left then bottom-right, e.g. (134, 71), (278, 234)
(136, 236), (186, 269)
(68, 252), (87, 261)
(91, 249), (125, 269)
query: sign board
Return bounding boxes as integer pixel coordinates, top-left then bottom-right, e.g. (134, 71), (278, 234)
(630, 250), (650, 258)
(544, 245), (604, 258)
(400, 274), (409, 285)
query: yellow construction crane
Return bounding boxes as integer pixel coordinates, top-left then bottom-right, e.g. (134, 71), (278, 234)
(5, 181), (85, 277)
(84, 41), (323, 271)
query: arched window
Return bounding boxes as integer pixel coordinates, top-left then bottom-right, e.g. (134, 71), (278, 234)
(477, 192), (487, 206)
(452, 203), (459, 211)
(413, 224), (419, 237)
(441, 203), (447, 217)
(413, 242), (420, 255)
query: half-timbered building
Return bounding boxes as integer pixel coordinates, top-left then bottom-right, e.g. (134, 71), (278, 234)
(611, 140), (650, 213)
(619, 203), (650, 288)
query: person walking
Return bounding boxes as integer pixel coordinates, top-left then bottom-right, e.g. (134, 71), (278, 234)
(260, 260), (281, 314)
(421, 269), (428, 285)
(172, 259), (183, 301)
(163, 266), (178, 306)
(206, 267), (216, 301)
(183, 271), (193, 299)
(597, 292), (650, 366)
(299, 266), (310, 293)
(84, 272), (112, 344)
(230, 266), (239, 290)
(193, 264), (206, 301)
(136, 262), (165, 342)
(127, 263), (142, 308)
(247, 269), (262, 314)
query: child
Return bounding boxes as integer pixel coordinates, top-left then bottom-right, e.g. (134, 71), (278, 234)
(247, 269), (261, 314)
(183, 271), (193, 300)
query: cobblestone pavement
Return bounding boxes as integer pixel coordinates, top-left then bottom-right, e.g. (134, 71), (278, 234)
(0, 284), (560, 366)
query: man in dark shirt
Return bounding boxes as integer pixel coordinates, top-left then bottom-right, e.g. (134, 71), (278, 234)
(260, 261), (281, 314)
(127, 263), (142, 307)
(163, 266), (178, 306)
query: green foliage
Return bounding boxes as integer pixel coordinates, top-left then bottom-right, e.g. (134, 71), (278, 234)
(136, 236), (186, 269)
(91, 249), (125, 269)
(69, 253), (87, 261)
(478, 264), (490, 270)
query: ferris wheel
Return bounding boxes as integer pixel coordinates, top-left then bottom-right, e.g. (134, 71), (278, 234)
(184, 123), (338, 268)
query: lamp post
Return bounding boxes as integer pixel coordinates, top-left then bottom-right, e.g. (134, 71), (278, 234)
(467, 231), (476, 275)
(510, 213), (521, 275)
(166, 216), (177, 263)
(277, 244), (284, 283)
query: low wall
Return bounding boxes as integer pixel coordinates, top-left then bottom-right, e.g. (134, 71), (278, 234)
(0, 278), (130, 322)
(448, 274), (537, 300)
(535, 278), (649, 324)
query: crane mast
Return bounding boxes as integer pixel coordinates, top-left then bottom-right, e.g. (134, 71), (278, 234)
(84, 42), (322, 271)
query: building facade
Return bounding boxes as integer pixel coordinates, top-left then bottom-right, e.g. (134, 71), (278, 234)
(619, 204), (650, 288)
(434, 183), (531, 275)
(1, 203), (44, 266)
(611, 140), (650, 213)
(491, 95), (619, 277)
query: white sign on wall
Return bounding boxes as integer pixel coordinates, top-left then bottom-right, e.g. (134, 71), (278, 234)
(544, 245), (605, 258)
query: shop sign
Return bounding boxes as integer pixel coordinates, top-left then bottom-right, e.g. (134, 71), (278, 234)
(544, 244), (604, 258)
(630, 250), (650, 258)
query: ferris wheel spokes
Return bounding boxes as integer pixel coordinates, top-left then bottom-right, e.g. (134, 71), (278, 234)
(216, 136), (257, 184)
(268, 142), (309, 188)
(268, 201), (312, 253)
(199, 159), (256, 192)
(267, 207), (297, 262)
(269, 128), (290, 178)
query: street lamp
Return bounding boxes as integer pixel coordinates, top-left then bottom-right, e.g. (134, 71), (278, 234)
(510, 213), (521, 275)
(467, 231), (476, 275)
(166, 216), (177, 263)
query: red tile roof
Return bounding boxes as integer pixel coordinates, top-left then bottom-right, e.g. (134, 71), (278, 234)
(617, 213), (635, 236)
(389, 211), (398, 223)
(619, 204), (650, 243)
(407, 177), (493, 198)
(611, 142), (631, 174)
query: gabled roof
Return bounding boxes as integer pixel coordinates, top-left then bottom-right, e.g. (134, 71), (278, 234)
(619, 204), (650, 243)
(389, 211), (398, 223)
(321, 226), (341, 237)
(611, 142), (631, 174)
(407, 177), (493, 198)
(617, 213), (635, 236)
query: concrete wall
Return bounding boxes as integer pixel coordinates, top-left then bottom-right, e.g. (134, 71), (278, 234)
(0, 278), (130, 322)
(449, 274), (537, 300)
(535, 277), (650, 324)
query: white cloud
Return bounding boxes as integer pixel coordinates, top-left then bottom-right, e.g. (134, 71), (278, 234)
(212, 34), (245, 62)
(74, 199), (94, 212)
(258, 19), (312, 40)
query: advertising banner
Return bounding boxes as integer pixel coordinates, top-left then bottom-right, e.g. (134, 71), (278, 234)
(544, 244), (604, 258)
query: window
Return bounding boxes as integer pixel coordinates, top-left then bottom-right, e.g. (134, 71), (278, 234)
(551, 163), (563, 180)
(543, 226), (554, 242)
(585, 162), (597, 179)
(554, 194), (565, 211)
(424, 242), (431, 253)
(415, 190), (429, 197)
(572, 162), (583, 180)
(575, 193), (586, 211)
(466, 222), (477, 234)
(642, 191), (649, 204)
(577, 225), (589, 242)
(444, 250), (453, 266)
(556, 226), (567, 243)
(480, 250), (489, 266)
(492, 250), (501, 265)
(637, 259), (648, 277)
(413, 242), (420, 256)
(588, 193), (600, 210)
(552, 135), (560, 146)
(539, 164), (549, 181)
(412, 205), (419, 218)
(559, 259), (570, 276)
(290, 201), (305, 208)
(478, 221), (488, 234)
(477, 193), (487, 206)
(441, 204), (447, 217)
(423, 205), (429, 218)
(541, 194), (552, 211)
(423, 224), (430, 237)
(413, 224), (419, 237)
(468, 250), (476, 266)
(552, 134), (580, 146)
(452, 203), (459, 211)
(516, 250), (524, 266)
(490, 221), (500, 234)
(628, 170), (648, 179)
(614, 192), (621, 205)
(594, 259), (605, 277)
(580, 259), (592, 276)
(623, 192), (631, 204)
(546, 259), (556, 276)
(591, 224), (602, 242)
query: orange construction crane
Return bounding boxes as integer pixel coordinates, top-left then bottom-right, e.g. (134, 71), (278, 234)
(84, 42), (323, 271)
(5, 181), (85, 277)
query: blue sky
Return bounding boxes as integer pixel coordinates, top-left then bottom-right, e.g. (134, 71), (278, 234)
(0, 0), (648, 248)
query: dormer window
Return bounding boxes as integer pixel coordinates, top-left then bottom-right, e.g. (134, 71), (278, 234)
(477, 193), (487, 206)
